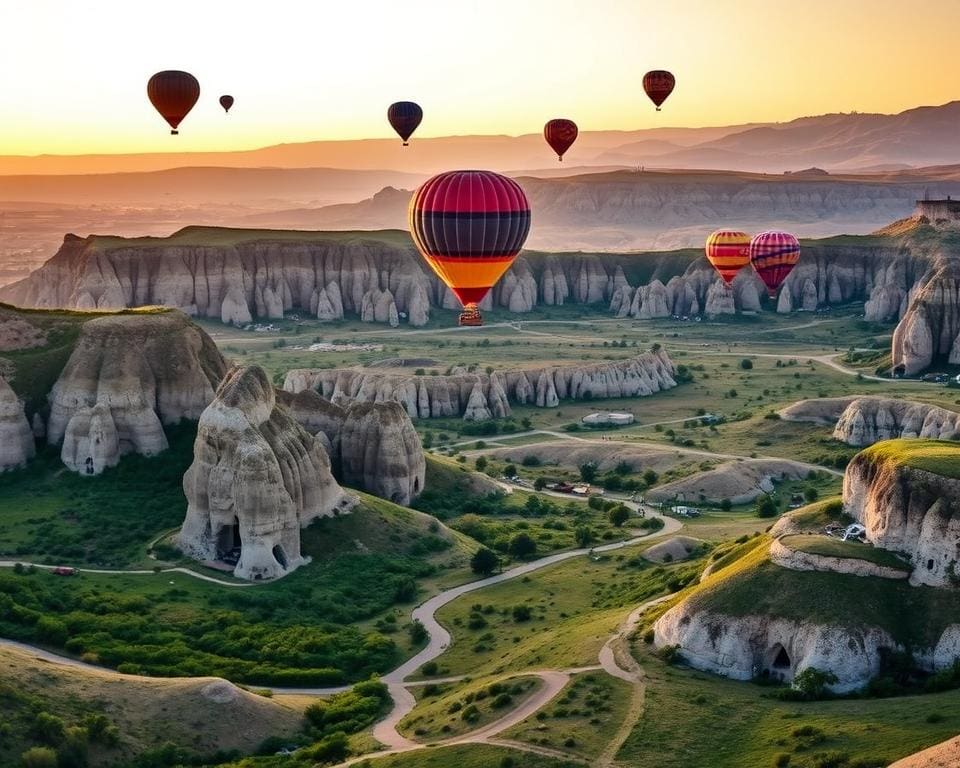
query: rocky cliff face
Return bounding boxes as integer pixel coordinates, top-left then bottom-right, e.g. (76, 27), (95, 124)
(277, 389), (425, 506)
(891, 260), (960, 374)
(654, 602), (895, 693)
(283, 349), (677, 420)
(843, 443), (960, 587)
(179, 366), (354, 581)
(833, 397), (960, 446)
(47, 311), (228, 475)
(0, 374), (34, 471)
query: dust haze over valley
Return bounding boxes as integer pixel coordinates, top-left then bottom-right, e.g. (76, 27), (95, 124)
(11, 2), (960, 766)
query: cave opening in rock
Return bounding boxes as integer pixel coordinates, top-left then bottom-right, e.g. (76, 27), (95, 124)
(272, 544), (288, 569)
(216, 516), (242, 564)
(771, 645), (791, 670)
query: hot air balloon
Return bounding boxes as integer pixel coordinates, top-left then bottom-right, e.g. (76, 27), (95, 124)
(147, 70), (200, 135)
(388, 101), (423, 146)
(705, 230), (751, 286)
(409, 170), (530, 326)
(749, 230), (801, 298)
(219, 95), (234, 113)
(544, 119), (578, 162)
(643, 70), (675, 111)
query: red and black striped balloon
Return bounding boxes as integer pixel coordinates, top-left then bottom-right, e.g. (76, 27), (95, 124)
(147, 70), (200, 135)
(409, 170), (531, 308)
(544, 118), (578, 161)
(388, 101), (423, 146)
(643, 70), (675, 111)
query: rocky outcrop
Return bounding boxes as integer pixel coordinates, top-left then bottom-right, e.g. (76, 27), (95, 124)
(777, 397), (857, 425)
(278, 389), (425, 506)
(654, 602), (895, 693)
(179, 366), (354, 581)
(646, 458), (810, 505)
(891, 261), (960, 375)
(769, 537), (908, 580)
(843, 441), (960, 587)
(284, 349), (677, 420)
(833, 397), (960, 446)
(0, 374), (33, 471)
(46, 311), (228, 475)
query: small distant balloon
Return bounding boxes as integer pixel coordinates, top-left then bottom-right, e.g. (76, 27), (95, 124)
(219, 95), (234, 113)
(643, 70), (675, 111)
(544, 119), (578, 162)
(388, 101), (423, 146)
(705, 230), (751, 286)
(147, 70), (200, 135)
(749, 230), (801, 298)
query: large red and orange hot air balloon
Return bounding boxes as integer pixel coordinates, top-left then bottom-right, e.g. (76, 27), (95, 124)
(219, 95), (234, 113)
(544, 119), (578, 161)
(643, 70), (675, 111)
(705, 230), (751, 285)
(749, 230), (801, 298)
(388, 101), (423, 146)
(147, 71), (200, 135)
(409, 170), (531, 326)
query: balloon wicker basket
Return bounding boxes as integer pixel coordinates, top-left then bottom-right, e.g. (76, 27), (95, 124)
(458, 304), (483, 327)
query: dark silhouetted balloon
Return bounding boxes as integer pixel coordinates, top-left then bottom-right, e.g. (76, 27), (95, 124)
(749, 230), (801, 298)
(388, 101), (423, 146)
(705, 229), (751, 285)
(409, 170), (530, 326)
(544, 119), (578, 161)
(219, 95), (234, 113)
(147, 71), (200, 135)
(643, 70), (675, 111)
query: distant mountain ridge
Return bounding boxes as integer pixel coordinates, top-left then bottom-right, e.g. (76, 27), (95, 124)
(3, 101), (960, 176)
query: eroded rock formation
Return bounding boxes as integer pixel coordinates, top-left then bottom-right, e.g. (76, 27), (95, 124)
(645, 458), (810, 505)
(833, 397), (960, 446)
(0, 374), (34, 471)
(843, 441), (960, 587)
(891, 261), (960, 375)
(283, 349), (677, 420)
(278, 389), (425, 506)
(47, 311), (228, 475)
(179, 366), (354, 581)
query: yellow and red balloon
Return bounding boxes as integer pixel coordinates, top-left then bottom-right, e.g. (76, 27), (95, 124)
(705, 230), (751, 285)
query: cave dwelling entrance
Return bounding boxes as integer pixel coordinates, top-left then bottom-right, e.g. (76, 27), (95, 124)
(766, 644), (793, 682)
(216, 516), (242, 565)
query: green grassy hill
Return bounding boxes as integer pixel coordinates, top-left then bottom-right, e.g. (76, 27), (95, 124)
(859, 439), (960, 479)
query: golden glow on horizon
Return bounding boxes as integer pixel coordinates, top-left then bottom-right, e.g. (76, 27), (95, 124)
(4, 0), (960, 155)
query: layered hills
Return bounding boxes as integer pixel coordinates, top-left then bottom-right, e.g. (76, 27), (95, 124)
(654, 439), (960, 693)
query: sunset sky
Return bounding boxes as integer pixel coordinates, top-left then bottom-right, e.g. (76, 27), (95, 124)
(4, 0), (960, 156)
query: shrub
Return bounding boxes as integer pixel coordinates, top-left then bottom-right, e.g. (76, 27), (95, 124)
(804, 487), (819, 503)
(512, 605), (533, 622)
(471, 547), (499, 575)
(474, 456), (488, 472)
(30, 713), (65, 745)
(492, 692), (513, 708)
(409, 620), (428, 644)
(521, 455), (541, 467)
(740, 359), (753, 370)
(574, 526), (595, 547)
(579, 463), (598, 483)
(756, 494), (778, 518)
(461, 704), (480, 722)
(608, 505), (630, 527)
(720, 499), (732, 511)
(503, 464), (517, 477)
(508, 533), (537, 559)
(20, 748), (58, 768)
(642, 469), (659, 486)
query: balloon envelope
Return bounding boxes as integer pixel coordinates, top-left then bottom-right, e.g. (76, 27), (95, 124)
(544, 118), (578, 161)
(147, 70), (200, 134)
(409, 170), (530, 308)
(705, 230), (751, 285)
(219, 95), (234, 113)
(388, 101), (423, 145)
(749, 230), (800, 298)
(643, 70), (675, 110)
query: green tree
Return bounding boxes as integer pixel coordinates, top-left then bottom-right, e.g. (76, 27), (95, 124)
(579, 462), (598, 483)
(512, 605), (533, 622)
(408, 620), (428, 644)
(720, 498), (733, 511)
(614, 460), (632, 475)
(470, 547), (499, 576)
(30, 713), (65, 746)
(56, 726), (89, 768)
(740, 358), (753, 370)
(756, 494), (778, 518)
(508, 533), (537, 559)
(504, 463), (517, 478)
(533, 477), (547, 491)
(474, 456), (488, 472)
(574, 526), (595, 547)
(642, 469), (659, 486)
(803, 486), (819, 503)
(524, 495), (542, 516)
(608, 505), (630, 527)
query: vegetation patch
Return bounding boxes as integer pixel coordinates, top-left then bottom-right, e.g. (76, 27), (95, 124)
(780, 534), (911, 571)
(859, 439), (960, 479)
